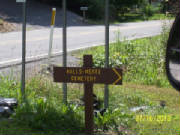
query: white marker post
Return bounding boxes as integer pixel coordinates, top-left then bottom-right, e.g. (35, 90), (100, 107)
(48, 8), (56, 65)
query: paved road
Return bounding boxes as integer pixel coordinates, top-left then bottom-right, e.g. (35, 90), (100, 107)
(0, 0), (85, 30)
(0, 20), (172, 68)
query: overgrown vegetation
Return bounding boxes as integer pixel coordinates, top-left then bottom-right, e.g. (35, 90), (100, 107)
(0, 76), (85, 134)
(0, 73), (179, 135)
(73, 24), (171, 88)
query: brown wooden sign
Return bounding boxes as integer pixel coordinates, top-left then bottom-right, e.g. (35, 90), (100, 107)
(53, 55), (123, 135)
(53, 67), (122, 85)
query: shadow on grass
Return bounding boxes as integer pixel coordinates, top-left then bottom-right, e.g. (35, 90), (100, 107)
(116, 14), (146, 23)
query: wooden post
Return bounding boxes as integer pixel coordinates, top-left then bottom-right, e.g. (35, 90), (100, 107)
(53, 55), (122, 134)
(83, 55), (94, 135)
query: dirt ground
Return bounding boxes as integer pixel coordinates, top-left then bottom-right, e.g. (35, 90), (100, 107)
(0, 19), (17, 33)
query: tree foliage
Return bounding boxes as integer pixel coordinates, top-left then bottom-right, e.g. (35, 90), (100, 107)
(168, 0), (180, 14)
(37, 0), (174, 20)
(110, 0), (145, 18)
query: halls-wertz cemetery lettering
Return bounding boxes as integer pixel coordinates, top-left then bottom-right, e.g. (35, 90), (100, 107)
(54, 67), (122, 85)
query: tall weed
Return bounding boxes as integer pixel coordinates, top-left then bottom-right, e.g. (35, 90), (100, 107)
(92, 28), (171, 87)
(0, 76), (85, 134)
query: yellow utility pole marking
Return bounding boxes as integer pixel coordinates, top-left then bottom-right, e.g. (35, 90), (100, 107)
(51, 8), (56, 26)
(112, 68), (122, 85)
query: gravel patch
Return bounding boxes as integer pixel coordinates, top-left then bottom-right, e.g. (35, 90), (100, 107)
(0, 53), (81, 79)
(0, 20), (17, 33)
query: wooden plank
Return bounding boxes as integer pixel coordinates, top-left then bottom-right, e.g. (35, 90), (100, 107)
(53, 67), (122, 85)
(83, 55), (93, 135)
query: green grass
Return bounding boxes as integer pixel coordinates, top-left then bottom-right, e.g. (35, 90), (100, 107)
(147, 13), (174, 20)
(0, 75), (179, 135)
(87, 13), (174, 25)
(0, 20), (3, 25)
(110, 84), (180, 135)
(0, 76), (85, 135)
(0, 18), (4, 25)
(115, 13), (174, 23)
(69, 28), (180, 134)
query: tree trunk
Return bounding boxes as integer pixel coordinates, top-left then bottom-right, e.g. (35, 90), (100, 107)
(148, 0), (152, 4)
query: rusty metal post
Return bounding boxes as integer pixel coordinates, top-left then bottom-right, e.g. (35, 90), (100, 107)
(83, 55), (94, 135)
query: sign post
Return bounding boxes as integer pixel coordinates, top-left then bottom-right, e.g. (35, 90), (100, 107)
(53, 55), (122, 135)
(105, 0), (110, 108)
(16, 0), (26, 2)
(62, 0), (67, 104)
(83, 55), (93, 135)
(16, 0), (27, 101)
(80, 7), (88, 22)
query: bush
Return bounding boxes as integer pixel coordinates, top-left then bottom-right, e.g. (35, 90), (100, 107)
(78, 31), (170, 87)
(83, 0), (105, 20)
(36, 0), (105, 20)
(35, 0), (148, 20)
(169, 0), (180, 14)
(142, 4), (155, 17)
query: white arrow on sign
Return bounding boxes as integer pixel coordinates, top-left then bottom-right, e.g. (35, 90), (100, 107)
(16, 0), (26, 2)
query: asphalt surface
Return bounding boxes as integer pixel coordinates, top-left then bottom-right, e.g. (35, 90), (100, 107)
(0, 0), (173, 68)
(0, 0), (85, 30)
(0, 20), (173, 68)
